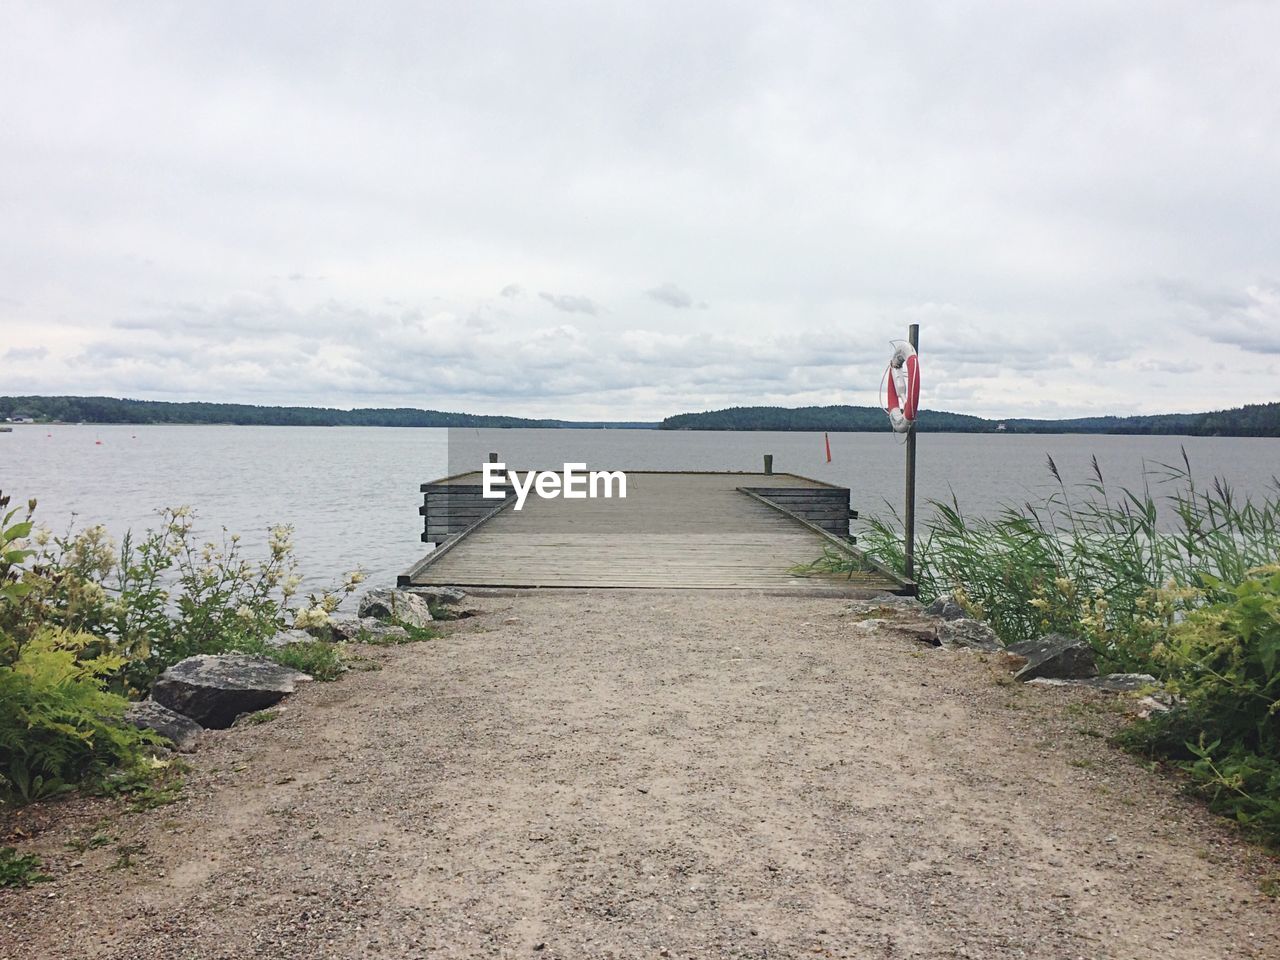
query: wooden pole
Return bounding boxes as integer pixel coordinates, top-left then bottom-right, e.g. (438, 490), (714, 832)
(488, 452), (499, 464)
(904, 323), (919, 582)
(763, 454), (774, 475)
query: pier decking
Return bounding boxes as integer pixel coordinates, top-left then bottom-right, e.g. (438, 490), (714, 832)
(400, 470), (910, 595)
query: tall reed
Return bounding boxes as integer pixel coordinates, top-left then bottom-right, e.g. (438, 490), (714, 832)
(861, 452), (1280, 670)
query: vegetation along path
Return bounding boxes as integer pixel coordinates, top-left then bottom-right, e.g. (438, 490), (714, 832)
(3, 592), (1279, 959)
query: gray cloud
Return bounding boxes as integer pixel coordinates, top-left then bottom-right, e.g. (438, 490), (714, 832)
(499, 284), (523, 298)
(1163, 281), (1280, 355)
(645, 283), (698, 309)
(538, 292), (600, 316)
(4, 345), (48, 361)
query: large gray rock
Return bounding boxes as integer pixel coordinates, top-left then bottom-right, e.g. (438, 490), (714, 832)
(925, 595), (967, 621)
(123, 700), (203, 752)
(937, 618), (1002, 652)
(1009, 633), (1098, 682)
(329, 616), (411, 644)
(152, 654), (312, 729)
(404, 585), (467, 606)
(357, 589), (433, 628)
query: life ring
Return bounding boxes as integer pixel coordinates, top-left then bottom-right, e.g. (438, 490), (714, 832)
(882, 341), (920, 434)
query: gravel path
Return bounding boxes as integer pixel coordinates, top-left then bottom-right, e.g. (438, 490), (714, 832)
(3, 591), (1279, 959)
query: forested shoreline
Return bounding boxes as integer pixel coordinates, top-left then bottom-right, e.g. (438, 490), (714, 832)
(4, 395), (1280, 436)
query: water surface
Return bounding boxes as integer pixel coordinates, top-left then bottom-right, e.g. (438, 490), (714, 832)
(3, 425), (1277, 587)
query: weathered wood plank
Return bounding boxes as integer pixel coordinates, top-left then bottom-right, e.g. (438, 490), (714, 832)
(404, 471), (907, 594)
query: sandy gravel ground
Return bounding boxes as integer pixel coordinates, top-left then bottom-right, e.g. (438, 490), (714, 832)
(2, 591), (1279, 960)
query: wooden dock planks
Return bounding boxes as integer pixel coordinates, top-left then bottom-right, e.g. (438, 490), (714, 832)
(402, 471), (908, 595)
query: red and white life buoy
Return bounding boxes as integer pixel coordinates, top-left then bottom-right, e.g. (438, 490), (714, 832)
(882, 341), (920, 434)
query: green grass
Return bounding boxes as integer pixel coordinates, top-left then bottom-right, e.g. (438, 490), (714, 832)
(234, 637), (347, 681)
(264, 640), (346, 680)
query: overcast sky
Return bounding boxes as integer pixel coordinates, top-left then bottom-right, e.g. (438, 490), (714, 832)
(2, 2), (1278, 420)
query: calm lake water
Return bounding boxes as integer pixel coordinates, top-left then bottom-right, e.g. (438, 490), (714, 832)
(2, 425), (1277, 588)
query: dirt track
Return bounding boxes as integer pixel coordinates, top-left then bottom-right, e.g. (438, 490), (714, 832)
(2, 592), (1278, 959)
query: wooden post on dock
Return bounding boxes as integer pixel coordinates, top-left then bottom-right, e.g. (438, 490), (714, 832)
(763, 454), (774, 475)
(489, 452), (499, 464)
(904, 324), (919, 582)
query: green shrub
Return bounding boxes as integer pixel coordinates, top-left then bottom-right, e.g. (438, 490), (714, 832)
(1124, 566), (1280, 842)
(1, 496), (155, 804)
(0, 488), (363, 804)
(0, 629), (156, 803)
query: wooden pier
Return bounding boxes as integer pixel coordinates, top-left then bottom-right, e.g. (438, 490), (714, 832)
(400, 469), (911, 596)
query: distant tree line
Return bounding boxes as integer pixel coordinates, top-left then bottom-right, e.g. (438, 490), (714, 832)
(659, 402), (1280, 437)
(0, 396), (560, 428)
(5, 395), (1279, 436)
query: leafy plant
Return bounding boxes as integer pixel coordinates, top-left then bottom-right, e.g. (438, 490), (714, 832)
(16, 502), (365, 693)
(0, 627), (156, 805)
(94, 758), (187, 811)
(0, 846), (50, 888)
(65, 830), (113, 853)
